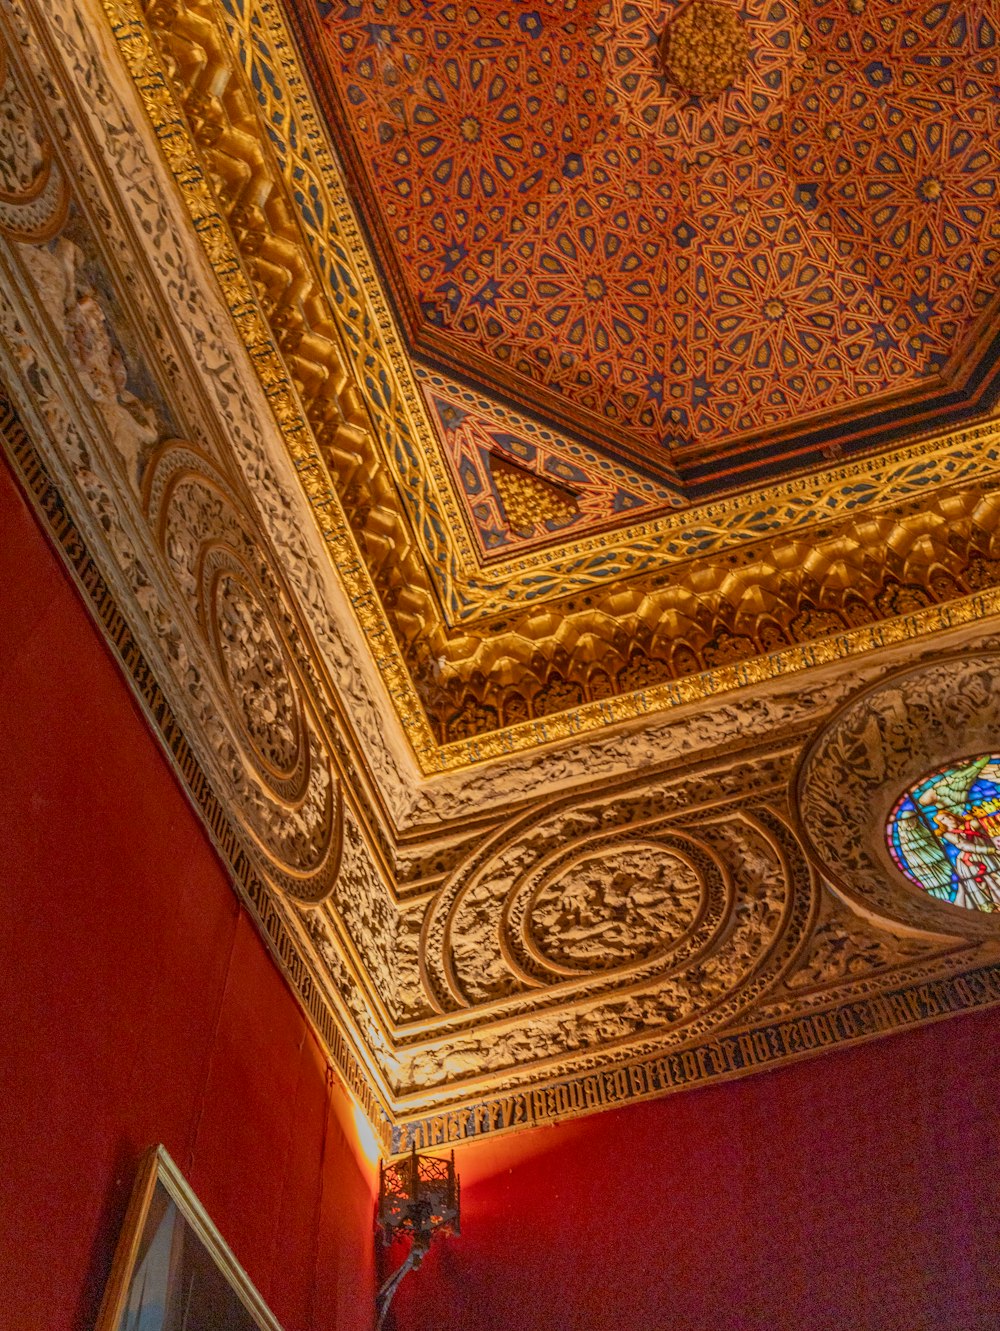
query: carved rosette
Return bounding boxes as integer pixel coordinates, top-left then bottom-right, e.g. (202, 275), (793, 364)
(661, 1), (750, 97)
(143, 440), (342, 900)
(797, 653), (1000, 939)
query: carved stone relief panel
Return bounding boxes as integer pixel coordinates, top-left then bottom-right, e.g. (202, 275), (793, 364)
(0, 203), (344, 907)
(142, 440), (342, 900)
(375, 763), (813, 1104)
(521, 841), (704, 976)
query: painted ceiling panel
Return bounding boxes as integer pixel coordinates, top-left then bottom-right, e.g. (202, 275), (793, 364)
(301, 0), (1000, 500)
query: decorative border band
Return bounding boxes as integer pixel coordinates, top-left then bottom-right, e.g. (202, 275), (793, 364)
(393, 962), (1000, 1154)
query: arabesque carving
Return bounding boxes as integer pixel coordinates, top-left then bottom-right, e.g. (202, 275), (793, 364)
(0, 42), (69, 241)
(786, 901), (942, 993)
(0, 0), (352, 898)
(142, 440), (343, 899)
(98, 0), (1000, 763)
(525, 843), (704, 975)
(2, 0), (1000, 1155)
(4, 197), (344, 903)
(798, 653), (1000, 942)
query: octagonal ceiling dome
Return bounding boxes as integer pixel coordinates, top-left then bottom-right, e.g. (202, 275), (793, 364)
(300, 0), (1000, 492)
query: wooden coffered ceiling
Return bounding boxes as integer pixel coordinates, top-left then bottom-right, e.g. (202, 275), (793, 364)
(4, 0), (1000, 1152)
(116, 0), (1000, 765)
(295, 0), (1000, 493)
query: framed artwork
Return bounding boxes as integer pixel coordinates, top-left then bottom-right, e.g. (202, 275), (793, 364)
(96, 1145), (285, 1331)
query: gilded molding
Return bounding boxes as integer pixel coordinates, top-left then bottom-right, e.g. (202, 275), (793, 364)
(102, 0), (443, 753)
(148, 0), (1000, 617)
(90, 0), (1000, 766)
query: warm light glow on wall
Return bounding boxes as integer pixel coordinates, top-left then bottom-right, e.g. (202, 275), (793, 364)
(352, 1098), (383, 1166)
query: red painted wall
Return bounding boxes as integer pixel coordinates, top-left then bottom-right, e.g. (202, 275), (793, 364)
(391, 1004), (1000, 1331)
(6, 447), (1000, 1331)
(0, 454), (376, 1331)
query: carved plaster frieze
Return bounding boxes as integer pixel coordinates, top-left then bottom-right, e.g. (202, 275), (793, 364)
(4, 0), (1000, 1152)
(278, 710), (1000, 1127)
(0, 168), (347, 907)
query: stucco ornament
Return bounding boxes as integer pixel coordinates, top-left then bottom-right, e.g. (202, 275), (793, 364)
(797, 654), (1000, 940)
(2, 0), (1000, 1153)
(526, 843), (704, 973)
(142, 440), (343, 901)
(0, 43), (68, 241)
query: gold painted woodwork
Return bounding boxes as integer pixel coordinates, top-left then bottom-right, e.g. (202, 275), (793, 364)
(98, 0), (1000, 769)
(662, 0), (750, 97)
(490, 454), (580, 538)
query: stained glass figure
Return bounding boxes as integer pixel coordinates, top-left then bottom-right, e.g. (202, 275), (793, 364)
(886, 754), (1000, 911)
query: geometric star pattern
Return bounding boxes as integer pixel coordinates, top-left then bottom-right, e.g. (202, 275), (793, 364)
(423, 378), (680, 553)
(313, 0), (1000, 491)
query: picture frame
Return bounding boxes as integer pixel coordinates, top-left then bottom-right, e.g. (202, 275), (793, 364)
(96, 1145), (285, 1331)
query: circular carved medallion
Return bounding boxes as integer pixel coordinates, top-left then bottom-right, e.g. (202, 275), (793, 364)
(211, 570), (300, 777)
(145, 443), (342, 903)
(797, 653), (1000, 937)
(527, 843), (704, 972)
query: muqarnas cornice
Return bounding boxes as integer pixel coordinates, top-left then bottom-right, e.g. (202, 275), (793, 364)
(110, 0), (1000, 762)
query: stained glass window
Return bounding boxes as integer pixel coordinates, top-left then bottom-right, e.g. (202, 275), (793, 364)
(886, 754), (1000, 912)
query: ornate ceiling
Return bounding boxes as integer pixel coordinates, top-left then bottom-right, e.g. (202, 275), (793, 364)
(4, 0), (1000, 1155)
(81, 0), (1000, 765)
(298, 0), (1000, 501)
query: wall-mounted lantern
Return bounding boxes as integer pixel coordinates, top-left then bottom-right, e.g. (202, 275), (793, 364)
(375, 1146), (460, 1327)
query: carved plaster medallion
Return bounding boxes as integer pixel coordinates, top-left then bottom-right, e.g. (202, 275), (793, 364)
(797, 653), (1000, 940)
